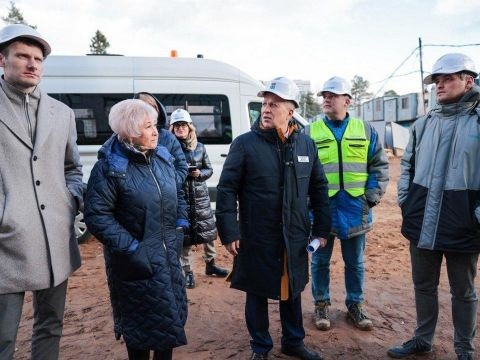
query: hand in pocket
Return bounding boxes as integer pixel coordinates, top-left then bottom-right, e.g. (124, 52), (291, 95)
(111, 244), (153, 281)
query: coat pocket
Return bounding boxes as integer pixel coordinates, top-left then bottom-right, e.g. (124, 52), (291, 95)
(111, 244), (153, 281)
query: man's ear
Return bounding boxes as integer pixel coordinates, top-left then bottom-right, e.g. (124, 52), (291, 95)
(345, 96), (351, 107)
(465, 76), (475, 91)
(0, 53), (5, 68)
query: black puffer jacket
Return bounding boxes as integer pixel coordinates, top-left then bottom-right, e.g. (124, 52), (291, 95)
(181, 141), (217, 246)
(84, 135), (188, 351)
(216, 120), (331, 299)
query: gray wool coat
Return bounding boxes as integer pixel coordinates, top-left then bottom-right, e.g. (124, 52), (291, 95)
(0, 83), (83, 294)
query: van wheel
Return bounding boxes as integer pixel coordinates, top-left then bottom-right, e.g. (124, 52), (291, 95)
(75, 209), (92, 244)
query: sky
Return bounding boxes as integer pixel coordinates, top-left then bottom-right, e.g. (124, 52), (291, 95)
(2, 0), (480, 97)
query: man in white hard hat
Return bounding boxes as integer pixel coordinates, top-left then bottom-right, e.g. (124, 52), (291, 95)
(309, 76), (389, 332)
(0, 24), (83, 360)
(388, 53), (480, 360)
(216, 77), (330, 360)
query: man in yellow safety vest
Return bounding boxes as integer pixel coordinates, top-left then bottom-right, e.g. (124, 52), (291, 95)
(308, 76), (389, 332)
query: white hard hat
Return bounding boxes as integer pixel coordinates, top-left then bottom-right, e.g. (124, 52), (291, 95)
(258, 77), (300, 108)
(424, 53), (478, 85)
(170, 109), (192, 124)
(0, 24), (51, 56)
(318, 76), (352, 98)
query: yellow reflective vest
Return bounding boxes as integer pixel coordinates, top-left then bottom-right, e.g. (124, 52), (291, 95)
(310, 118), (369, 197)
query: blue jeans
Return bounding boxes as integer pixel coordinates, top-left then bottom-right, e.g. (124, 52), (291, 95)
(410, 243), (478, 355)
(245, 292), (305, 355)
(311, 234), (366, 307)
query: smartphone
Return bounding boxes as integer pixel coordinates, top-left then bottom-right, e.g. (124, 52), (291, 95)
(188, 165), (198, 172)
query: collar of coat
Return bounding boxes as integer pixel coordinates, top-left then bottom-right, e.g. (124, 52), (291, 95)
(0, 76), (41, 104)
(253, 118), (298, 143)
(98, 134), (173, 176)
(434, 85), (480, 116)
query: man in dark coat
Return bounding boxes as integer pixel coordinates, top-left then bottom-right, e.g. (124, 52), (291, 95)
(216, 77), (330, 360)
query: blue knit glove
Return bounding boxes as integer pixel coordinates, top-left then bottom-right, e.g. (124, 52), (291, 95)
(176, 219), (189, 230)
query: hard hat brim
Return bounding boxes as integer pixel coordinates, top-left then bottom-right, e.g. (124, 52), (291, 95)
(424, 70), (478, 85)
(318, 90), (352, 99)
(170, 119), (192, 125)
(1, 34), (51, 56)
(257, 90), (299, 108)
(0, 25), (51, 56)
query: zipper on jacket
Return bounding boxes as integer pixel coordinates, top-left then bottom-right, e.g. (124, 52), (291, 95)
(337, 140), (344, 190)
(146, 155), (167, 251)
(24, 93), (33, 141)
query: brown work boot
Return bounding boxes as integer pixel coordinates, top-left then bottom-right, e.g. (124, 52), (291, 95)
(313, 301), (331, 330)
(347, 303), (373, 331)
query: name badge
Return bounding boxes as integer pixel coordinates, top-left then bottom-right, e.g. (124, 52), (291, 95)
(297, 156), (309, 163)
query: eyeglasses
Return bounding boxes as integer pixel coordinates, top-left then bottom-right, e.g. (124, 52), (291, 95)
(173, 122), (189, 128)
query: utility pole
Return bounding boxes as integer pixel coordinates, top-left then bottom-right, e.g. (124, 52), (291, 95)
(419, 37), (426, 113)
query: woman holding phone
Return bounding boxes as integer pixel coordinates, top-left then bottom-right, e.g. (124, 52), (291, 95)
(170, 109), (228, 289)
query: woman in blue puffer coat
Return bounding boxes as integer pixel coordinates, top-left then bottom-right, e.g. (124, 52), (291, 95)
(84, 99), (188, 360)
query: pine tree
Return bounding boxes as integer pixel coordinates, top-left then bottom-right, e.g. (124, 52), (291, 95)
(89, 30), (110, 55)
(351, 75), (372, 106)
(2, 1), (36, 29)
(299, 91), (322, 120)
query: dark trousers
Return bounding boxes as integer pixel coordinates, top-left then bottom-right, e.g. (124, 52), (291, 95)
(127, 346), (173, 360)
(410, 243), (478, 355)
(245, 292), (305, 355)
(0, 280), (68, 360)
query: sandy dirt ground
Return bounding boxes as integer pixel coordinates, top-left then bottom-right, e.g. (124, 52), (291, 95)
(14, 156), (480, 359)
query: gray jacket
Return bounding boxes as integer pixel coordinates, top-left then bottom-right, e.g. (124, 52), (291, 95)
(0, 79), (83, 293)
(398, 86), (480, 252)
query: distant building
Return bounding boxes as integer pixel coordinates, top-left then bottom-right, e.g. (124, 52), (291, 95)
(294, 79), (311, 95)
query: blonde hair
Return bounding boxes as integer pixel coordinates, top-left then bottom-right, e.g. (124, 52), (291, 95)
(170, 121), (197, 151)
(109, 99), (157, 139)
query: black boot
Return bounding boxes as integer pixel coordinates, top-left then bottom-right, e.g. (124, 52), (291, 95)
(205, 259), (228, 277)
(185, 271), (196, 289)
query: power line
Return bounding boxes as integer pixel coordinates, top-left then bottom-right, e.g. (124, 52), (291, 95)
(372, 47), (419, 98)
(371, 41), (480, 99)
(372, 70), (420, 84)
(423, 43), (480, 47)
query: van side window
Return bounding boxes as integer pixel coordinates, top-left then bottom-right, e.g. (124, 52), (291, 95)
(157, 94), (231, 145)
(50, 93), (232, 145)
(50, 93), (131, 145)
(248, 102), (262, 125)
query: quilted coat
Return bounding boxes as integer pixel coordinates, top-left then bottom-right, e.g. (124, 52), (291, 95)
(180, 141), (217, 246)
(84, 135), (188, 350)
(216, 120), (331, 299)
(159, 129), (188, 186)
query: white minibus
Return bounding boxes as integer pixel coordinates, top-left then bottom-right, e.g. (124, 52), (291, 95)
(39, 55), (308, 242)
